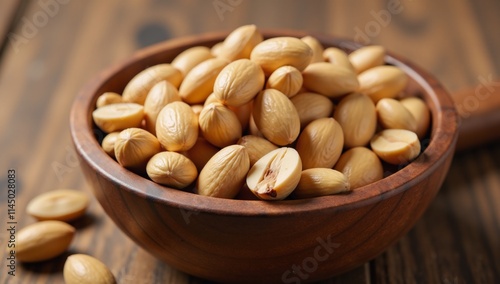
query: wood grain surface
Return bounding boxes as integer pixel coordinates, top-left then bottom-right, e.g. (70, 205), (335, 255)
(0, 0), (499, 283)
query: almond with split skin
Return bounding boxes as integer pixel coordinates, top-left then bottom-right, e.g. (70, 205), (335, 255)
(348, 45), (386, 74)
(147, 151), (198, 189)
(265, 65), (303, 97)
(171, 46), (214, 76)
(301, 36), (325, 64)
(290, 92), (335, 129)
(13, 221), (75, 262)
(144, 80), (181, 134)
(92, 103), (144, 133)
(370, 129), (421, 165)
(252, 89), (301, 146)
(64, 254), (116, 284)
(122, 64), (182, 104)
(27, 189), (89, 222)
(96, 92), (122, 108)
(197, 145), (250, 199)
(217, 24), (263, 61)
(376, 98), (418, 132)
(295, 117), (344, 169)
(199, 102), (242, 148)
(358, 65), (408, 102)
(250, 37), (313, 75)
(334, 147), (383, 189)
(237, 135), (279, 166)
(334, 92), (377, 148)
(294, 168), (350, 198)
(323, 47), (355, 72)
(213, 59), (265, 107)
(400, 97), (430, 139)
(114, 128), (162, 171)
(247, 147), (302, 200)
(302, 62), (359, 98)
(179, 57), (229, 104)
(156, 101), (199, 151)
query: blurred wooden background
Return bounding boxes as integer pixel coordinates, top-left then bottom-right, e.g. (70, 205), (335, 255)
(0, 0), (499, 283)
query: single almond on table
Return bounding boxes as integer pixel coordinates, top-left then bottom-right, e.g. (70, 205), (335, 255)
(334, 147), (383, 189)
(147, 151), (198, 189)
(92, 103), (144, 133)
(27, 189), (89, 222)
(213, 59), (265, 107)
(197, 145), (250, 199)
(370, 129), (421, 165)
(247, 147), (302, 200)
(294, 168), (350, 198)
(13, 220), (75, 262)
(63, 254), (116, 284)
(296, 117), (344, 169)
(252, 89), (301, 146)
(250, 36), (313, 75)
(290, 92), (334, 129)
(156, 101), (199, 152)
(334, 92), (377, 148)
(302, 62), (359, 98)
(122, 64), (182, 104)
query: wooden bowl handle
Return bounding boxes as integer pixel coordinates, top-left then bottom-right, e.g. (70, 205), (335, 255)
(454, 79), (500, 151)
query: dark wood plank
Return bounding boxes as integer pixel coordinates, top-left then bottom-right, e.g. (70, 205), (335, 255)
(0, 0), (499, 283)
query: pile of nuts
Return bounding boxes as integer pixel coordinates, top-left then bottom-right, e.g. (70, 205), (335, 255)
(93, 25), (430, 200)
(9, 189), (116, 283)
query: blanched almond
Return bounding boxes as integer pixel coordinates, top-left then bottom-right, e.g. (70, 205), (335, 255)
(358, 65), (408, 102)
(400, 97), (430, 139)
(301, 36), (325, 63)
(334, 147), (383, 189)
(92, 103), (144, 133)
(63, 254), (116, 284)
(252, 89), (301, 146)
(182, 138), (220, 172)
(101, 132), (120, 158)
(213, 59), (264, 107)
(250, 37), (313, 75)
(171, 46), (214, 76)
(302, 62), (359, 98)
(156, 101), (199, 151)
(294, 168), (350, 198)
(376, 98), (417, 132)
(96, 92), (122, 108)
(27, 189), (89, 222)
(14, 221), (75, 262)
(122, 64), (182, 104)
(218, 24), (263, 61)
(179, 58), (229, 104)
(370, 129), (421, 165)
(237, 135), (278, 166)
(143, 81), (181, 134)
(199, 102), (242, 148)
(295, 117), (344, 169)
(323, 47), (355, 72)
(114, 128), (162, 171)
(334, 93), (377, 148)
(197, 145), (250, 199)
(290, 92), (334, 129)
(265, 66), (303, 97)
(147, 151), (198, 189)
(247, 147), (302, 200)
(348, 45), (386, 74)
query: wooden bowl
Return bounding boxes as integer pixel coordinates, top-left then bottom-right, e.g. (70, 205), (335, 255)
(70, 30), (458, 283)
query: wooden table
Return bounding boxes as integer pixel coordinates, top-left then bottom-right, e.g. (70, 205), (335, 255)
(1, 0), (499, 283)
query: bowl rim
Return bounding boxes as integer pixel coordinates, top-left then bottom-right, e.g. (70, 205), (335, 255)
(70, 29), (459, 216)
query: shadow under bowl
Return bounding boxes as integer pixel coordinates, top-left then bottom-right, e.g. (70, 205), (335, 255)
(70, 30), (459, 283)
